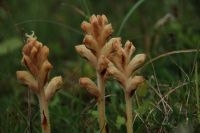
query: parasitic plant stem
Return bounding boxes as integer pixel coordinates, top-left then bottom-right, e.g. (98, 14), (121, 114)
(125, 92), (133, 133)
(38, 90), (51, 133)
(97, 73), (107, 133)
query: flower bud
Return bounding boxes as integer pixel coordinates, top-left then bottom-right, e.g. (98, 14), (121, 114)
(79, 77), (100, 98)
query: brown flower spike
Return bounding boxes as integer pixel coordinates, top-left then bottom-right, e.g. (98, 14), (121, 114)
(76, 14), (146, 133)
(16, 32), (63, 133)
(107, 40), (146, 133)
(75, 14), (114, 133)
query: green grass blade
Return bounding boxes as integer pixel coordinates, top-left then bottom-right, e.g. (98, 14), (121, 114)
(195, 63), (200, 122)
(117, 0), (145, 36)
(82, 0), (91, 18)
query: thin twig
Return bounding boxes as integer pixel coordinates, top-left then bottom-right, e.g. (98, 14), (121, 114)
(143, 49), (200, 68)
(156, 82), (189, 107)
(149, 56), (167, 113)
(134, 111), (150, 132)
(14, 19), (82, 35)
(146, 82), (189, 121)
(147, 81), (172, 112)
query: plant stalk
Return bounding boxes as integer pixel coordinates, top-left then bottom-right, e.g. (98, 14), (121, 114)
(125, 92), (133, 133)
(195, 63), (200, 122)
(38, 91), (51, 133)
(97, 73), (107, 133)
(27, 89), (32, 133)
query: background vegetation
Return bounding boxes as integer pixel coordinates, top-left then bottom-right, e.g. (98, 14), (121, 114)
(0, 0), (200, 132)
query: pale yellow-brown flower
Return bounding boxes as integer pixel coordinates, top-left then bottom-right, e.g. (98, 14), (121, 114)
(106, 39), (146, 96)
(16, 33), (63, 133)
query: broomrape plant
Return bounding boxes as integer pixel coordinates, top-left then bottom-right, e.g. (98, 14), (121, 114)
(16, 14), (146, 133)
(76, 14), (146, 133)
(107, 40), (146, 133)
(75, 14), (114, 133)
(16, 32), (63, 133)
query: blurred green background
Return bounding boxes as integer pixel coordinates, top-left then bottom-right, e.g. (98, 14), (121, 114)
(0, 0), (200, 132)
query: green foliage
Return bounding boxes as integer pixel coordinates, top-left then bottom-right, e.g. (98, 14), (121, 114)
(0, 37), (22, 55)
(0, 0), (200, 132)
(116, 115), (126, 129)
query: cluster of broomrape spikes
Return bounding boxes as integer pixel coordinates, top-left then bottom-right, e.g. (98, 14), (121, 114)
(75, 14), (146, 133)
(16, 14), (146, 133)
(16, 32), (63, 133)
